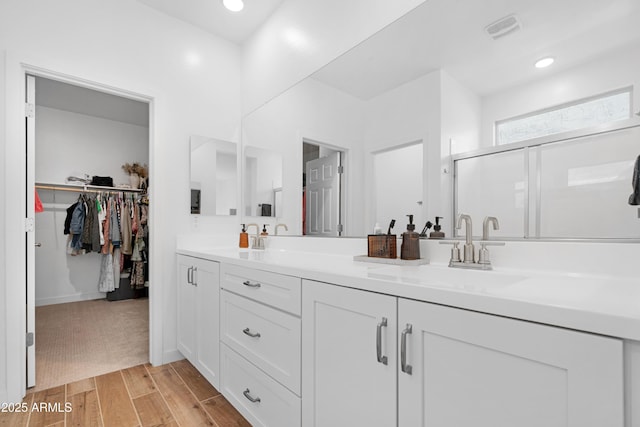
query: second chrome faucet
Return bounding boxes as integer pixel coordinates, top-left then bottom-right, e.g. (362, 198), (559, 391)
(441, 214), (505, 270)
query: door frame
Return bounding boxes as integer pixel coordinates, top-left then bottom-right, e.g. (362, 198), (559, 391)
(4, 53), (161, 400)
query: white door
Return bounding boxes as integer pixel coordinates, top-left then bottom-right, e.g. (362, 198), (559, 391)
(302, 280), (397, 427)
(26, 74), (36, 388)
(176, 255), (197, 363)
(194, 258), (220, 389)
(305, 152), (342, 236)
(398, 299), (624, 427)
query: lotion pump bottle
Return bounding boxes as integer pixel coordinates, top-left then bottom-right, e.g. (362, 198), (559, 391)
(239, 224), (249, 248)
(401, 214), (421, 260)
(429, 216), (445, 239)
(260, 224), (269, 236)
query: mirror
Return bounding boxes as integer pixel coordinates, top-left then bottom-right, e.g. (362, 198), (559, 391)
(241, 0), (640, 239)
(242, 145), (283, 218)
(190, 135), (238, 216)
(373, 142), (424, 236)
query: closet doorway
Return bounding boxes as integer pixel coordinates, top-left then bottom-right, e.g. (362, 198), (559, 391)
(27, 75), (151, 391)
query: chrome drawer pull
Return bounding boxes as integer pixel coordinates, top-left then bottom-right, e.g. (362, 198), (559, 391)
(243, 388), (261, 403)
(243, 280), (261, 288)
(376, 317), (388, 365)
(243, 328), (261, 338)
(401, 324), (413, 375)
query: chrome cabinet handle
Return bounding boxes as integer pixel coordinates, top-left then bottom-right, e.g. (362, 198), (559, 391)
(35, 242), (42, 247)
(401, 324), (413, 375)
(376, 317), (388, 365)
(192, 267), (198, 286)
(243, 328), (261, 338)
(243, 388), (261, 403)
(187, 266), (193, 285)
(243, 280), (261, 288)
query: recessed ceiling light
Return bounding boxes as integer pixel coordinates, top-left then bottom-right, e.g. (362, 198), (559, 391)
(223, 0), (244, 12)
(535, 57), (554, 68)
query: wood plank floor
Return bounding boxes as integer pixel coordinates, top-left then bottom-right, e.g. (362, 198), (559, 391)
(0, 360), (250, 427)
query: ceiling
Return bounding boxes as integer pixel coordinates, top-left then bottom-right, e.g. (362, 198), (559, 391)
(312, 0), (640, 99)
(35, 77), (149, 127)
(137, 0), (284, 44)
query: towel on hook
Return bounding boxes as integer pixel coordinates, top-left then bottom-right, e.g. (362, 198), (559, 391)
(630, 155), (640, 206)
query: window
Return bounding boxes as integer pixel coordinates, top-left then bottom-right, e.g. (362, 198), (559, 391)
(496, 88), (632, 145)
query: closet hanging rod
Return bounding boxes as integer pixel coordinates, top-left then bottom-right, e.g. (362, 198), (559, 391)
(35, 182), (143, 194)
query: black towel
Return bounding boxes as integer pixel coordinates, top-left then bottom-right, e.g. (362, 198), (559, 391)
(629, 155), (640, 205)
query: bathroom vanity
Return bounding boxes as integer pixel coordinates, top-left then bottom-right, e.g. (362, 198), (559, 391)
(176, 239), (640, 427)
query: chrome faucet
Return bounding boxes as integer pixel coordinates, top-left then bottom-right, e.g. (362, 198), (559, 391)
(245, 223), (264, 249)
(456, 214), (474, 263)
(275, 223), (288, 235)
(479, 216), (499, 265)
(482, 216), (499, 240)
(440, 214), (505, 270)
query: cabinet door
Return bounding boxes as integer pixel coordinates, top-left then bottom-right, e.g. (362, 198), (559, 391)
(302, 280), (397, 427)
(398, 299), (624, 427)
(194, 258), (221, 389)
(177, 255), (197, 363)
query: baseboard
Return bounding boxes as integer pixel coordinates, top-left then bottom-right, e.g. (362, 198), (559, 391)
(161, 349), (184, 366)
(35, 292), (107, 307)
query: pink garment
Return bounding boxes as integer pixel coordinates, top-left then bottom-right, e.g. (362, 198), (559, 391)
(35, 190), (44, 213)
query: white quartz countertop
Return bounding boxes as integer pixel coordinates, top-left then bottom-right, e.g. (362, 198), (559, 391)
(177, 246), (640, 342)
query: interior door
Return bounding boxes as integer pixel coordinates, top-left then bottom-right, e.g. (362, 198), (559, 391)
(26, 74), (36, 388)
(305, 151), (342, 236)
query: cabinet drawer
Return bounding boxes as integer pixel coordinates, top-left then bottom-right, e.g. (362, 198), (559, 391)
(221, 290), (301, 395)
(221, 264), (301, 315)
(221, 343), (301, 427)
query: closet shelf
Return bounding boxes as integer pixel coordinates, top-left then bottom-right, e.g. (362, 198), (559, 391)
(35, 182), (144, 193)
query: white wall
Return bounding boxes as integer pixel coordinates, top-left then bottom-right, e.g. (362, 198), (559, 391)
(1, 0), (241, 402)
(34, 106), (149, 306)
(0, 51), (7, 404)
(242, 77), (366, 236)
(36, 107), (149, 185)
(242, 0), (428, 114)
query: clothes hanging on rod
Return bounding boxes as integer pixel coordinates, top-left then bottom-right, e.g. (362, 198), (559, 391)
(44, 185), (150, 296)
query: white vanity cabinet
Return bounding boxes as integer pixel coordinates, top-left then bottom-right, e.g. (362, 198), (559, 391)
(302, 279), (624, 427)
(219, 264), (302, 427)
(176, 254), (221, 389)
(398, 298), (624, 427)
(301, 279), (398, 427)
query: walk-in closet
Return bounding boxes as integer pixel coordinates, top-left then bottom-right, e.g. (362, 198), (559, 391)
(31, 76), (150, 391)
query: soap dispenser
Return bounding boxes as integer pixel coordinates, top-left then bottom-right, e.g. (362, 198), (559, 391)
(401, 214), (421, 260)
(429, 217), (445, 239)
(239, 224), (249, 248)
(260, 224), (269, 236)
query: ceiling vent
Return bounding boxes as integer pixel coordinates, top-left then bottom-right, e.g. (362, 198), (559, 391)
(485, 14), (521, 40)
